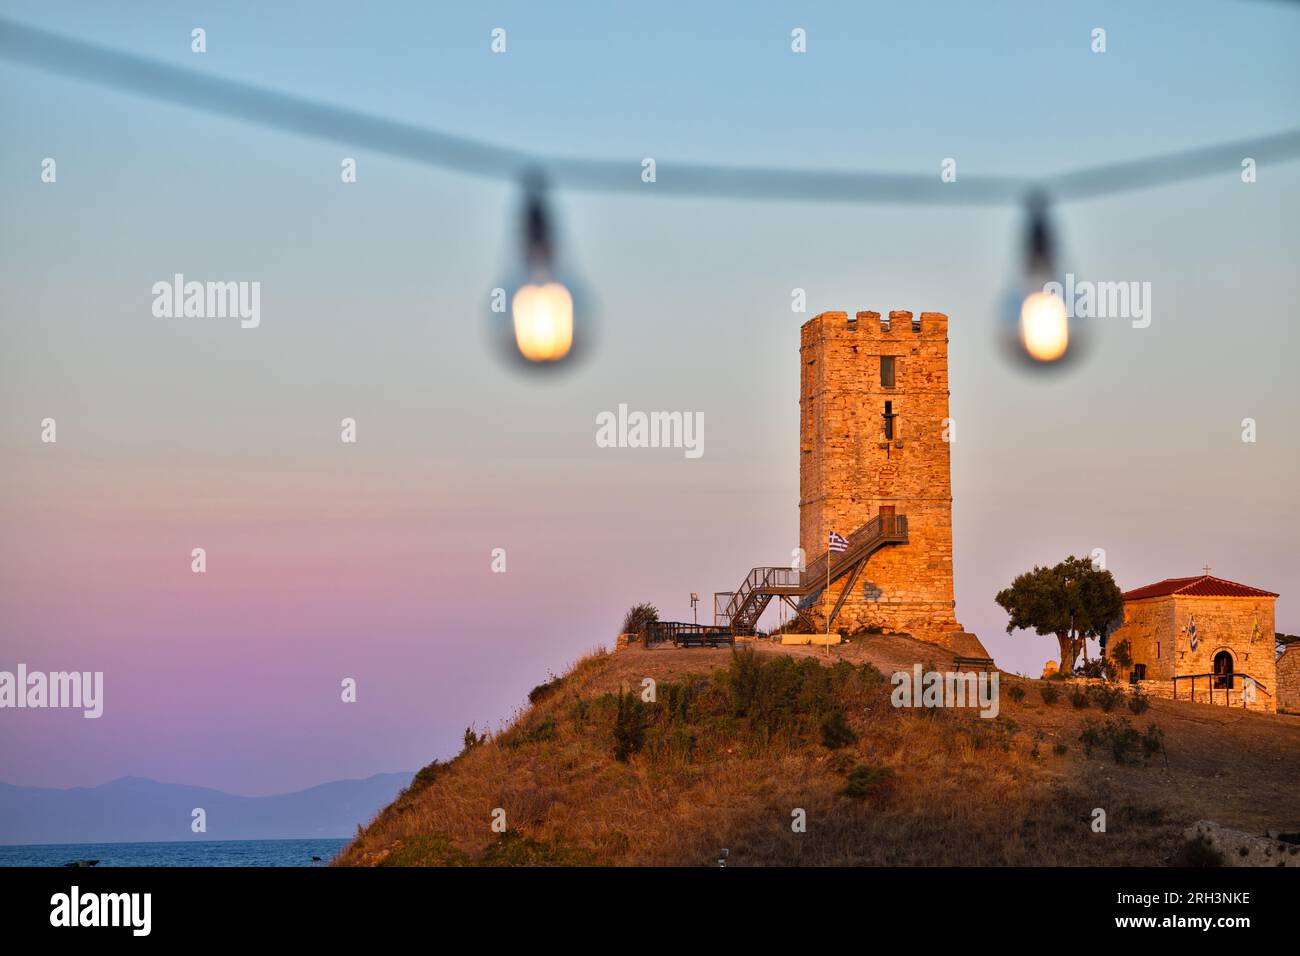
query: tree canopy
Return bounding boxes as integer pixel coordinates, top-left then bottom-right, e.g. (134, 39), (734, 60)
(994, 555), (1124, 673)
(620, 602), (660, 637)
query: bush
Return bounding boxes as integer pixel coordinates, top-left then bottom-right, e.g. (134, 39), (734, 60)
(478, 831), (598, 867)
(404, 760), (443, 795)
(1089, 683), (1124, 712)
(1128, 688), (1150, 714)
(1069, 685), (1091, 709)
(613, 692), (647, 761)
(1079, 717), (1162, 765)
(820, 710), (858, 749)
(1141, 723), (1165, 762)
(620, 602), (659, 638)
(840, 763), (895, 802)
(1007, 684), (1026, 703)
(1039, 683), (1061, 705)
(525, 715), (557, 744)
(727, 645), (764, 718)
(1052, 743), (1068, 757)
(528, 673), (564, 705)
(1105, 719), (1141, 763)
(1075, 658), (1117, 681)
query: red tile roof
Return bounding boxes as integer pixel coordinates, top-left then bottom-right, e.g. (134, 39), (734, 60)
(1123, 575), (1279, 601)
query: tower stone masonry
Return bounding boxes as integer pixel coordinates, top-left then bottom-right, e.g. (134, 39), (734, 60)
(799, 309), (972, 647)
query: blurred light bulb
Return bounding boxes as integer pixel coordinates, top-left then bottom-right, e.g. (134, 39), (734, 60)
(1019, 290), (1069, 362)
(999, 191), (1082, 370)
(489, 173), (591, 372)
(511, 280), (574, 362)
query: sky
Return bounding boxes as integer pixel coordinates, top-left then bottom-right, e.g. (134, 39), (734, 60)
(1, 0), (1297, 796)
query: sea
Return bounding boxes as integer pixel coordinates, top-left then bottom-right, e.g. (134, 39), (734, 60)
(0, 838), (350, 867)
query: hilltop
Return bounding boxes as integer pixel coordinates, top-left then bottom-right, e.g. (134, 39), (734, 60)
(336, 637), (1300, 866)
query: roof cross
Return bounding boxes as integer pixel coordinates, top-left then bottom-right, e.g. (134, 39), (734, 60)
(1203, 563), (1212, 576)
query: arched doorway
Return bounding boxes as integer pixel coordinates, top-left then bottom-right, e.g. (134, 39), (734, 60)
(1213, 650), (1234, 689)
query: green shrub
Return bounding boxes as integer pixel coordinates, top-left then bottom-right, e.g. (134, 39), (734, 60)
(1079, 719), (1103, 757)
(1007, 684), (1026, 703)
(620, 603), (659, 638)
(613, 692), (647, 761)
(840, 763), (895, 802)
(820, 710), (858, 749)
(1128, 689), (1150, 714)
(478, 831), (598, 867)
(1106, 719), (1141, 763)
(528, 673), (564, 705)
(659, 681), (697, 724)
(1039, 683), (1061, 705)
(526, 715), (557, 744)
(1052, 742), (1068, 756)
(1079, 717), (1160, 765)
(1089, 683), (1124, 712)
(379, 833), (471, 867)
(1075, 658), (1117, 681)
(406, 760), (443, 794)
(727, 645), (763, 718)
(1069, 685), (1090, 709)
(1141, 723), (1165, 762)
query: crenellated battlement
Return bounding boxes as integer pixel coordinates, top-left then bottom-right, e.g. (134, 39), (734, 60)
(807, 310), (949, 339)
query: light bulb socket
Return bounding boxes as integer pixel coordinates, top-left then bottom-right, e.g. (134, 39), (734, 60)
(1023, 190), (1054, 278)
(521, 171), (553, 269)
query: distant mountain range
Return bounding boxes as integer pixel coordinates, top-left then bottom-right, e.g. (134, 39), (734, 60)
(0, 772), (412, 846)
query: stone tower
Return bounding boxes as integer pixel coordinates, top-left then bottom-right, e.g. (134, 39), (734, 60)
(799, 309), (968, 647)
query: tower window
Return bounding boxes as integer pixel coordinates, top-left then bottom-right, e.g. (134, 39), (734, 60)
(880, 356), (896, 388)
(882, 401), (897, 440)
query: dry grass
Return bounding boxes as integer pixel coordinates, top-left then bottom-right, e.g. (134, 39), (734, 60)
(335, 636), (1300, 867)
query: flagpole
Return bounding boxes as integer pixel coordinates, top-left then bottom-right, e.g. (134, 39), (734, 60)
(825, 532), (831, 657)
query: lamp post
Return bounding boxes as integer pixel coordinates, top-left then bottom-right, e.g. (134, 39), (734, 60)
(690, 592), (699, 627)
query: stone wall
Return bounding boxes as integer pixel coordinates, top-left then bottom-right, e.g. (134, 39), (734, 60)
(1133, 678), (1273, 714)
(1185, 821), (1300, 867)
(1172, 596), (1275, 702)
(1107, 596), (1176, 679)
(799, 310), (962, 645)
(1277, 646), (1300, 715)
(1109, 594), (1277, 713)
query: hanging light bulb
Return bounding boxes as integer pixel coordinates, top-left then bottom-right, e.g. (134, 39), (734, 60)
(1020, 290), (1069, 362)
(490, 173), (589, 370)
(1000, 191), (1081, 369)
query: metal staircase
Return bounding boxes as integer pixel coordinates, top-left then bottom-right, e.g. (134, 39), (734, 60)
(715, 513), (908, 633)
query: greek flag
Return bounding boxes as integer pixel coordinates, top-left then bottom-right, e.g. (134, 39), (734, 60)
(1188, 615), (1198, 651)
(828, 531), (849, 553)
